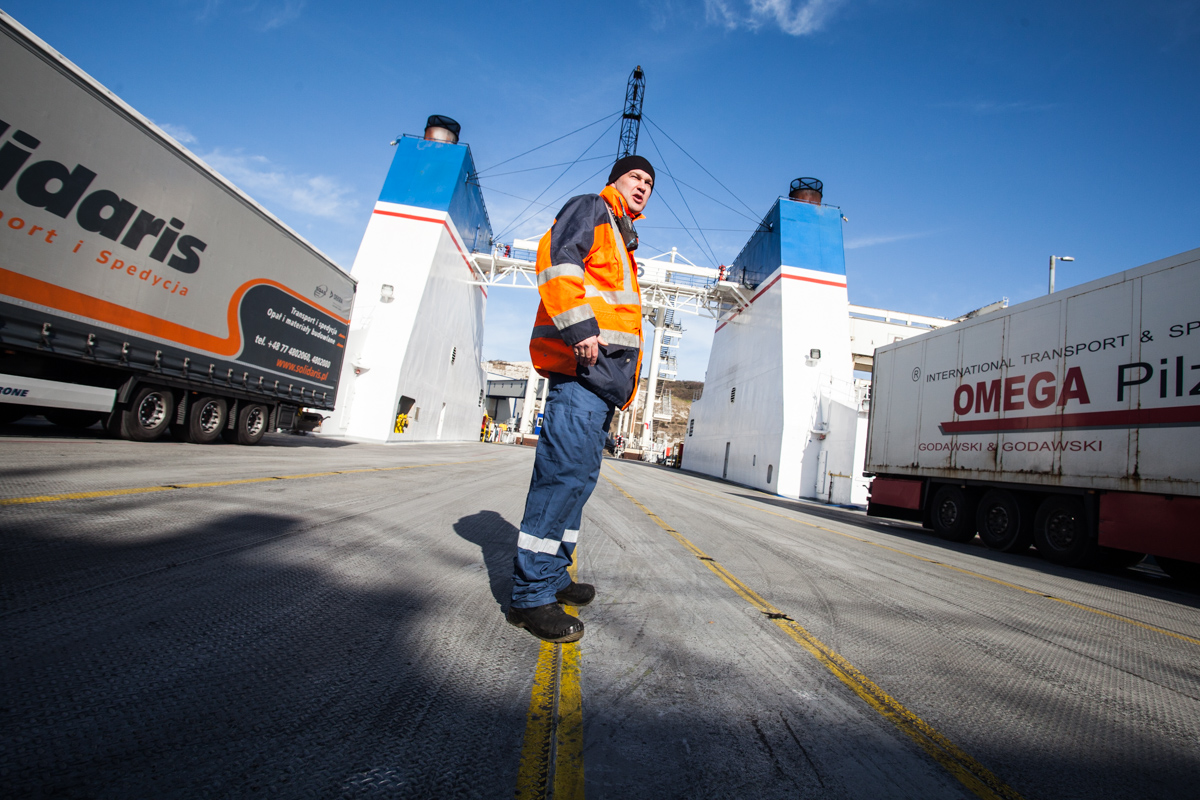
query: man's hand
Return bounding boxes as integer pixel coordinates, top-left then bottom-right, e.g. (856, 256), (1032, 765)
(573, 334), (608, 367)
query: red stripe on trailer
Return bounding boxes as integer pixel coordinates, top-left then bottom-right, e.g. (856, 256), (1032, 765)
(1099, 493), (1200, 561)
(938, 405), (1200, 434)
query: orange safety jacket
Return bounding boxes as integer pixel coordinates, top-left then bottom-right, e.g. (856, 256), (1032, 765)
(529, 184), (644, 409)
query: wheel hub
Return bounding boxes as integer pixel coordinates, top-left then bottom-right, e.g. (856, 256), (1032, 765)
(1044, 510), (1077, 550)
(985, 506), (1010, 535)
(244, 407), (265, 437)
(138, 394), (166, 429)
(198, 402), (223, 434)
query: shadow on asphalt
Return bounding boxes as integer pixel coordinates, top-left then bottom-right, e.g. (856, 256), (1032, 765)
(730, 492), (1200, 606)
(5, 474), (1198, 798)
(0, 418), (355, 447)
(452, 509), (517, 612)
(1, 505), (531, 797)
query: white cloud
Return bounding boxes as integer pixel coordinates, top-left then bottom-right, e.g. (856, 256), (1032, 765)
(191, 0), (306, 31)
(706, 0), (843, 36)
(156, 122), (197, 145)
(704, 0), (741, 30)
(261, 0), (306, 30)
(199, 148), (360, 224)
(844, 230), (935, 250)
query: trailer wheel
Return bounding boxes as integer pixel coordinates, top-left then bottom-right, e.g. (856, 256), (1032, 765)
(930, 485), (977, 542)
(184, 396), (228, 444)
(222, 403), (268, 445)
(123, 386), (175, 441)
(976, 489), (1033, 553)
(1033, 495), (1096, 567)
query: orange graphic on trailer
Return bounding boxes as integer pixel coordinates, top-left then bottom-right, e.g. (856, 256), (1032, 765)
(0, 265), (349, 359)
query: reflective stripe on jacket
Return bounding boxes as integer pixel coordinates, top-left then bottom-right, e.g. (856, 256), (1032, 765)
(529, 184), (644, 409)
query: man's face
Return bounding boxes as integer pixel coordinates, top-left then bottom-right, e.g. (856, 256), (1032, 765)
(612, 169), (653, 214)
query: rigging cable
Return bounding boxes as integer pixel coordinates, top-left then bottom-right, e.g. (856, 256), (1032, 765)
(498, 161), (614, 241)
(642, 124), (719, 266)
(493, 117), (620, 241)
(478, 154), (612, 179)
(653, 170), (762, 225)
(642, 185), (715, 268)
(474, 112), (619, 178)
(643, 114), (760, 219)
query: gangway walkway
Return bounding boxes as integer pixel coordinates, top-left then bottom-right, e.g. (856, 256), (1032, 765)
(473, 243), (751, 446)
(3, 430), (1199, 798)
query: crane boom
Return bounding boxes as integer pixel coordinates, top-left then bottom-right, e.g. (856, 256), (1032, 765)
(617, 66), (645, 158)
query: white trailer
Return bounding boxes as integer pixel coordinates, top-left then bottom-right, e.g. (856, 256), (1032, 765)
(0, 12), (355, 443)
(865, 248), (1200, 581)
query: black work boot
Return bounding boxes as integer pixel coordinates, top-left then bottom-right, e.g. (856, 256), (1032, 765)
(555, 582), (596, 607)
(507, 603), (585, 643)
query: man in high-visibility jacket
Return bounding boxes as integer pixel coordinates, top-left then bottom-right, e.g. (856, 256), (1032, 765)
(507, 155), (654, 643)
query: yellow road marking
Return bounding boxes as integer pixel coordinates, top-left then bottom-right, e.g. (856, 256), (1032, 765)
(0, 459), (495, 506)
(515, 642), (558, 800)
(602, 472), (1024, 800)
(555, 560), (585, 800)
(665, 478), (1200, 648)
(515, 557), (586, 799)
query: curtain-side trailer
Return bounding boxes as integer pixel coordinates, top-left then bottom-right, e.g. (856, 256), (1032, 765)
(0, 12), (355, 444)
(864, 248), (1200, 582)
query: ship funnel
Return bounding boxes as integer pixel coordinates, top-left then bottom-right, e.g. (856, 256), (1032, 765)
(789, 177), (823, 205)
(424, 114), (460, 144)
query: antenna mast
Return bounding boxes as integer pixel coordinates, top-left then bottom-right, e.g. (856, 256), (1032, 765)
(617, 66), (645, 158)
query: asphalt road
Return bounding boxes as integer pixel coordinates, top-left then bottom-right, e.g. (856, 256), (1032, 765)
(3, 426), (1198, 799)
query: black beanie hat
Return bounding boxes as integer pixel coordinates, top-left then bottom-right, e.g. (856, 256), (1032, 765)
(607, 155), (655, 186)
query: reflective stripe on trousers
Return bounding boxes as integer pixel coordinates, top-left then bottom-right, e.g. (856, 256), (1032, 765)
(510, 377), (614, 609)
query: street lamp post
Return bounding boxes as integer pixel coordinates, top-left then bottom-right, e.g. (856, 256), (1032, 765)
(1049, 255), (1074, 294)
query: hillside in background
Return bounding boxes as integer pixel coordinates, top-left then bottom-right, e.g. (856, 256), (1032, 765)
(637, 378), (703, 446)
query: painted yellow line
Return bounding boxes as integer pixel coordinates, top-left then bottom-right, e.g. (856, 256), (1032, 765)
(602, 472), (1024, 800)
(666, 479), (1200, 648)
(514, 558), (586, 799)
(0, 459), (495, 506)
(515, 641), (558, 800)
(555, 560), (585, 800)
(0, 486), (178, 504)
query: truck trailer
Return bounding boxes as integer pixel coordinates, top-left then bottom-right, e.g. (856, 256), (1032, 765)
(0, 12), (355, 444)
(865, 248), (1200, 582)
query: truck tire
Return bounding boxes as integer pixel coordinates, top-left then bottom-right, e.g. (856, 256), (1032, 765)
(44, 409), (105, 430)
(222, 403), (269, 445)
(1156, 557), (1200, 586)
(976, 489), (1033, 553)
(184, 396), (228, 444)
(930, 485), (977, 542)
(1033, 495), (1096, 567)
(122, 386), (175, 441)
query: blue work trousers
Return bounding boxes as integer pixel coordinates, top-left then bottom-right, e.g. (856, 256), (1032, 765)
(511, 377), (614, 608)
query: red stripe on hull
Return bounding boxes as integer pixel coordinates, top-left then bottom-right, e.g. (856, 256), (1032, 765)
(715, 271), (846, 332)
(372, 208), (486, 298)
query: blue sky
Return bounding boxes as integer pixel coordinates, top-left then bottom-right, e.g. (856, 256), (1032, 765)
(8, 1), (1197, 381)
